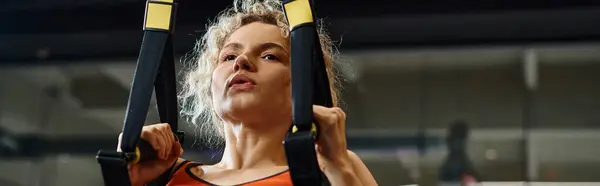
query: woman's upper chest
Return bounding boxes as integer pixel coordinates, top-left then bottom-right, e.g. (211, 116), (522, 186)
(169, 162), (293, 186)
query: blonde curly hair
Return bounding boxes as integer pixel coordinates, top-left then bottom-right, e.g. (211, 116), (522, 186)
(178, 0), (341, 146)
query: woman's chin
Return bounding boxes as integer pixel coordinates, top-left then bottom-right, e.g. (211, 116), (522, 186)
(220, 100), (261, 119)
(223, 105), (284, 124)
(226, 95), (259, 109)
(219, 95), (290, 123)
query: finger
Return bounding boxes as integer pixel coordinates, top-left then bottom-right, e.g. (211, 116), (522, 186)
(312, 105), (334, 129)
(165, 145), (179, 164)
(166, 125), (175, 142)
(156, 127), (167, 160)
(165, 132), (174, 159)
(151, 127), (167, 160)
(169, 142), (183, 158)
(163, 124), (175, 157)
(159, 123), (174, 159)
(172, 141), (184, 157)
(311, 105), (329, 121)
(331, 107), (347, 136)
(141, 129), (161, 152)
(159, 128), (171, 160)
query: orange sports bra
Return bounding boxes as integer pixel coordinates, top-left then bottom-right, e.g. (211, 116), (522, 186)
(166, 161), (293, 186)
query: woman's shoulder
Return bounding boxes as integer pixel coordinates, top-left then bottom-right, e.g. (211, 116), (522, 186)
(171, 158), (209, 176)
(172, 158), (193, 172)
(169, 158), (205, 180)
(174, 158), (192, 167)
(167, 159), (207, 186)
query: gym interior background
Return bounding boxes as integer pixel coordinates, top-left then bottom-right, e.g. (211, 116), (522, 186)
(1, 1), (600, 186)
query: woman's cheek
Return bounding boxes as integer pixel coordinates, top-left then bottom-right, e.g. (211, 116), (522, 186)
(211, 67), (228, 94)
(210, 77), (220, 97)
(282, 71), (292, 102)
(282, 69), (291, 87)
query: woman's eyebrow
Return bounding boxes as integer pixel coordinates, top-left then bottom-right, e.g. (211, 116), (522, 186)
(259, 42), (288, 53)
(222, 42), (243, 50)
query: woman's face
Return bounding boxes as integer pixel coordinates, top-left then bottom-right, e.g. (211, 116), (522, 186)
(211, 22), (292, 124)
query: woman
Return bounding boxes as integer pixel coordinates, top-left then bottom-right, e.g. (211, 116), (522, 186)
(122, 0), (377, 185)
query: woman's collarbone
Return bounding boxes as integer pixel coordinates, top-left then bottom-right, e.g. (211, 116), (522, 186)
(194, 165), (288, 185)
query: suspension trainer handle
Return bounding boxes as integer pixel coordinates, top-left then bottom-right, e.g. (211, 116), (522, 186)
(96, 1), (182, 186)
(282, 0), (333, 185)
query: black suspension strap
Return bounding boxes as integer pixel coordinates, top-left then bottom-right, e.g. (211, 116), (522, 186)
(282, 0), (333, 185)
(96, 1), (183, 186)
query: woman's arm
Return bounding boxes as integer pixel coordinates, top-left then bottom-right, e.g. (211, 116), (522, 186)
(323, 150), (378, 186)
(348, 150), (378, 186)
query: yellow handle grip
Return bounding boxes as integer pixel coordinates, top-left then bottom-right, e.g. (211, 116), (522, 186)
(282, 0), (314, 30)
(144, 0), (176, 32)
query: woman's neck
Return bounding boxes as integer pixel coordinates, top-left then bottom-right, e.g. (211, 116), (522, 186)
(217, 120), (289, 170)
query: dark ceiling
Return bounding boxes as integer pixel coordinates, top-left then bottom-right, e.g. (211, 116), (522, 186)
(2, 0), (600, 64)
(3, 0), (600, 34)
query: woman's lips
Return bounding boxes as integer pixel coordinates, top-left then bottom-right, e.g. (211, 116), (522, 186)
(230, 82), (255, 90)
(227, 74), (256, 92)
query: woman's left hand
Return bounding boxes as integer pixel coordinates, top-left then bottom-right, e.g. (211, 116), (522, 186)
(309, 105), (378, 186)
(312, 105), (356, 179)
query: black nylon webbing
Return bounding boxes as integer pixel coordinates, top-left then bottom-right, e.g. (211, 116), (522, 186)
(97, 30), (176, 186)
(286, 23), (323, 185)
(120, 31), (171, 154)
(282, 0), (333, 185)
(154, 35), (179, 132)
(97, 1), (179, 186)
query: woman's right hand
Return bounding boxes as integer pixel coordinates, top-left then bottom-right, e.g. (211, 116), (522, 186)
(117, 123), (184, 186)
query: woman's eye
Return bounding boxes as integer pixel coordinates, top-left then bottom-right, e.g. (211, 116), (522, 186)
(263, 54), (279, 61)
(224, 55), (237, 61)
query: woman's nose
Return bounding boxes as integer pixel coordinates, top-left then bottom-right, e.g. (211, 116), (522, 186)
(233, 55), (256, 72)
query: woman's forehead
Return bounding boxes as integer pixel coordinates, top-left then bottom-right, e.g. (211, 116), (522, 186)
(224, 22), (289, 49)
